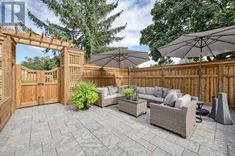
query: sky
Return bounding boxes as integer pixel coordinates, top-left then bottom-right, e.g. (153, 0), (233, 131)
(7, 0), (161, 67)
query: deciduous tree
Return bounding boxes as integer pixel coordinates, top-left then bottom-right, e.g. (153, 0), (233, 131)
(140, 0), (235, 62)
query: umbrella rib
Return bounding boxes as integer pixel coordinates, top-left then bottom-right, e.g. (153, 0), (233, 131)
(123, 56), (138, 66)
(102, 56), (116, 67)
(124, 55), (149, 60)
(202, 38), (216, 58)
(208, 26), (235, 36)
(206, 37), (235, 45)
(186, 26), (235, 38)
(185, 41), (200, 48)
(206, 36), (221, 46)
(158, 38), (197, 49)
(182, 40), (199, 58)
(211, 34), (235, 37)
(162, 40), (197, 56)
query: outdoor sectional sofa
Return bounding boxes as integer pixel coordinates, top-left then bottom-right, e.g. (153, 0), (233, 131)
(96, 85), (183, 107)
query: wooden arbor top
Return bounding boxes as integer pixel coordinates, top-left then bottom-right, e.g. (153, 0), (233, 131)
(0, 26), (75, 50)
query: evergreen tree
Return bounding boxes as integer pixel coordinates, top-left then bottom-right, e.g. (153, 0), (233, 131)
(140, 0), (235, 62)
(28, 0), (126, 60)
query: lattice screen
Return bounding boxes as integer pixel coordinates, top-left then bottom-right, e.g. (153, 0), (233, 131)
(68, 50), (84, 94)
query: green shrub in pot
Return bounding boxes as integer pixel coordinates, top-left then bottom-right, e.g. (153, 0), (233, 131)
(121, 88), (136, 99)
(71, 81), (99, 110)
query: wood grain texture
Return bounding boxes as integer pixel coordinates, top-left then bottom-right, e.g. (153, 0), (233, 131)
(0, 97), (11, 132)
(15, 65), (60, 108)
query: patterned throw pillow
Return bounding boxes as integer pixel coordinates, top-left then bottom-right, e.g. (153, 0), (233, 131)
(162, 88), (170, 98)
(108, 86), (118, 95)
(163, 91), (178, 107)
(154, 87), (162, 97)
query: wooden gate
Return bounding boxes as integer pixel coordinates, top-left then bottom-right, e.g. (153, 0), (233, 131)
(16, 65), (60, 108)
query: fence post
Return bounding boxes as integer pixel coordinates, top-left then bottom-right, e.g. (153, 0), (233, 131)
(15, 65), (21, 109)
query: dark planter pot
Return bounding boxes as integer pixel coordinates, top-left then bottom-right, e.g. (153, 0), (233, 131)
(126, 96), (131, 100)
(83, 101), (90, 110)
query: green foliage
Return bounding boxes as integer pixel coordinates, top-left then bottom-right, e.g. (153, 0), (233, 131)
(121, 88), (136, 97)
(71, 81), (99, 110)
(158, 57), (173, 66)
(140, 0), (235, 62)
(179, 57), (206, 64)
(28, 0), (126, 61)
(21, 56), (59, 70)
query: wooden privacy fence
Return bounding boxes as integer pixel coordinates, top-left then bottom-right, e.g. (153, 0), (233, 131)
(81, 60), (235, 108)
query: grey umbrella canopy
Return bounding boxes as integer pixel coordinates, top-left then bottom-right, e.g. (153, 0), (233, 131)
(90, 49), (149, 86)
(90, 49), (149, 68)
(158, 25), (235, 99)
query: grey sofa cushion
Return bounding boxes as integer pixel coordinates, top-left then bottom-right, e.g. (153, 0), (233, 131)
(171, 89), (181, 93)
(104, 93), (124, 99)
(139, 94), (164, 103)
(137, 87), (146, 94)
(108, 86), (118, 95)
(97, 87), (109, 97)
(145, 87), (155, 95)
(154, 87), (162, 97)
(163, 91), (178, 107)
(162, 88), (170, 98)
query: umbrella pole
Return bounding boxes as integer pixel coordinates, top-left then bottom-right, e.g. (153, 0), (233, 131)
(128, 67), (130, 87)
(198, 46), (203, 100)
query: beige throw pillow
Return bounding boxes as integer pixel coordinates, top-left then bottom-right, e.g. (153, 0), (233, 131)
(175, 94), (191, 108)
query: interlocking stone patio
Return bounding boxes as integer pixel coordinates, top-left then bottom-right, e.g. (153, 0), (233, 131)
(0, 104), (234, 156)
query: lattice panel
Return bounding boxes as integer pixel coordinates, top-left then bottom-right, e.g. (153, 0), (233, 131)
(69, 53), (82, 65)
(69, 66), (81, 91)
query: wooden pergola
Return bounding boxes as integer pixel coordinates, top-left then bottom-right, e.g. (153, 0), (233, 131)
(0, 27), (84, 130)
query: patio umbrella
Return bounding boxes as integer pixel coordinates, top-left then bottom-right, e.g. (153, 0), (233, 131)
(89, 49), (149, 86)
(158, 25), (235, 99)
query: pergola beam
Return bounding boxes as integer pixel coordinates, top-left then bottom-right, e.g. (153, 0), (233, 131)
(0, 27), (75, 50)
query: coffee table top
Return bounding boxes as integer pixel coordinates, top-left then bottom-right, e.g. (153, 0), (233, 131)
(118, 98), (147, 104)
(197, 101), (204, 105)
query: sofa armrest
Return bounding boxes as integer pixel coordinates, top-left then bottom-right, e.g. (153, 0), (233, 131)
(150, 103), (181, 112)
(97, 91), (105, 100)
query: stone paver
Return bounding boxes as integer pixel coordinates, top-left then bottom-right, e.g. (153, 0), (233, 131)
(0, 103), (234, 156)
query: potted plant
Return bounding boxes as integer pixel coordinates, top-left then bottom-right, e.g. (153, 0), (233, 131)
(121, 88), (136, 99)
(71, 81), (99, 110)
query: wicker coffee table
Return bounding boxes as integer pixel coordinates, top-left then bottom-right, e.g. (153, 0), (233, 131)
(118, 98), (147, 117)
